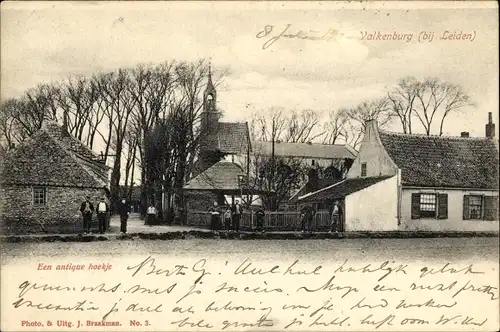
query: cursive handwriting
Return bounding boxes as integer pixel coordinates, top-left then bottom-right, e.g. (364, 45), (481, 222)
(126, 256), (210, 284)
(419, 263), (484, 278)
(297, 275), (358, 298)
(7, 257), (498, 331)
(256, 24), (339, 49)
(452, 280), (499, 300)
(396, 298), (457, 309)
(335, 259), (408, 282)
(13, 298), (99, 312)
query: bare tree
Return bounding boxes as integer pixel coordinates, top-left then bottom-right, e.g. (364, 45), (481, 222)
(3, 84), (61, 143)
(388, 76), (473, 135)
(322, 109), (349, 145)
(0, 99), (19, 148)
(252, 107), (323, 144)
(284, 109), (324, 143)
(97, 69), (136, 209)
(248, 153), (306, 210)
(387, 76), (417, 134)
(341, 98), (393, 149)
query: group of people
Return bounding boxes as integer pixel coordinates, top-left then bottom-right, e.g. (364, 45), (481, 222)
(300, 200), (343, 233)
(208, 200), (266, 233)
(79, 196), (131, 235)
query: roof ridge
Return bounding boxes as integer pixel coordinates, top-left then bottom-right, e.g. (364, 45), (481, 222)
(379, 130), (492, 141)
(219, 121), (247, 125)
(47, 134), (107, 188)
(253, 140), (350, 147)
(6, 130), (46, 154)
(44, 121), (101, 158)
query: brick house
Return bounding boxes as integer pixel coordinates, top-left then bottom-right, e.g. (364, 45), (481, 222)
(297, 113), (499, 232)
(0, 121), (110, 234)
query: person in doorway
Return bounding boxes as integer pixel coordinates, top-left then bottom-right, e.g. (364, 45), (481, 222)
(118, 199), (130, 234)
(208, 201), (221, 232)
(96, 197), (109, 234)
(329, 200), (342, 233)
(232, 200), (242, 232)
(80, 196), (94, 235)
(224, 207), (232, 232)
(146, 203), (157, 226)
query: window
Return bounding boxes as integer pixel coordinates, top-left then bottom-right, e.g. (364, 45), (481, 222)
(468, 196), (483, 219)
(419, 194), (437, 218)
(361, 163), (367, 177)
(411, 193), (448, 219)
(463, 195), (499, 221)
(33, 187), (47, 205)
(311, 160), (315, 166)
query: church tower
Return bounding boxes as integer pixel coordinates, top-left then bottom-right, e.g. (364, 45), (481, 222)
(200, 64), (219, 140)
(197, 64), (220, 172)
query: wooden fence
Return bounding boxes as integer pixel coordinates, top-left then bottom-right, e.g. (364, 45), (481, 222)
(186, 210), (332, 231)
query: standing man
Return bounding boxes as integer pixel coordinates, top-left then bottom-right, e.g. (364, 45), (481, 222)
(255, 207), (265, 233)
(330, 200), (342, 233)
(96, 197), (109, 234)
(232, 199), (242, 232)
(299, 206), (307, 232)
(146, 202), (157, 226)
(118, 199), (130, 234)
(224, 207), (232, 232)
(80, 195), (94, 235)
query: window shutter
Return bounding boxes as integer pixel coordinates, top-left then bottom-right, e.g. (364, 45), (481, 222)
(438, 193), (448, 219)
(483, 196), (499, 221)
(463, 195), (470, 220)
(411, 193), (420, 219)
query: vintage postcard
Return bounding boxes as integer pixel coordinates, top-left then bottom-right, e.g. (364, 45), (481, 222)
(1, 1), (499, 331)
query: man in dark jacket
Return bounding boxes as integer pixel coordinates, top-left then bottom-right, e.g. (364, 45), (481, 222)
(118, 199), (130, 234)
(300, 205), (314, 233)
(80, 196), (94, 235)
(255, 208), (265, 233)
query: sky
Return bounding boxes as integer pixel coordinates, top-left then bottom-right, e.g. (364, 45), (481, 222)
(1, 1), (499, 139)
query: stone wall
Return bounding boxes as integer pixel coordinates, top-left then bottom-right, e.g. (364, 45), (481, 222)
(1, 185), (106, 234)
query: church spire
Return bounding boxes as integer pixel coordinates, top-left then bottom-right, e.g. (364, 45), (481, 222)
(204, 60), (217, 112)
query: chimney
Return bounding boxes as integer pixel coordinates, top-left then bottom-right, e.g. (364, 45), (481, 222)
(306, 168), (319, 193)
(364, 119), (379, 141)
(63, 110), (69, 133)
(460, 132), (469, 138)
(485, 112), (495, 139)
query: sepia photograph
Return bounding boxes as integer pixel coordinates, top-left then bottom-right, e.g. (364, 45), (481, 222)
(1, 1), (499, 331)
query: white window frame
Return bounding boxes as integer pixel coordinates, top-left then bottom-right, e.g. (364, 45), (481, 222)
(32, 186), (47, 205)
(419, 193), (437, 218)
(467, 195), (484, 220)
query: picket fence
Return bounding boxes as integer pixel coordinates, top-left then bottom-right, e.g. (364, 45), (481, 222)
(186, 210), (332, 231)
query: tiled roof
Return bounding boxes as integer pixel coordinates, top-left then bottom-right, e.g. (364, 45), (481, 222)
(217, 122), (250, 154)
(44, 122), (100, 161)
(379, 131), (499, 189)
(184, 161), (244, 191)
(290, 178), (342, 202)
(1, 122), (108, 188)
(297, 176), (392, 203)
(253, 141), (357, 159)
